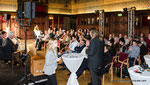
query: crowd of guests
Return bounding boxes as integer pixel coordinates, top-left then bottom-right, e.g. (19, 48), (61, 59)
(1, 26), (150, 85)
(33, 26), (150, 85)
(36, 27), (150, 85)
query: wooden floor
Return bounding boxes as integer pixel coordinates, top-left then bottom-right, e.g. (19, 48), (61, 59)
(27, 39), (133, 85)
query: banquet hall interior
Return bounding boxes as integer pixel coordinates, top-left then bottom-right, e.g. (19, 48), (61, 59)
(0, 0), (150, 85)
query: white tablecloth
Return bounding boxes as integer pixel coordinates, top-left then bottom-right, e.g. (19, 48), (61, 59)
(144, 55), (150, 67)
(62, 53), (84, 85)
(128, 65), (150, 85)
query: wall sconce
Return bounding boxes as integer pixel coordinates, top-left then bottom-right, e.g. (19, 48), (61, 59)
(97, 17), (99, 20)
(11, 16), (16, 19)
(148, 16), (150, 20)
(49, 16), (53, 20)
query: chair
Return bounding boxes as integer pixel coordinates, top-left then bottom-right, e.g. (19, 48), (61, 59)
(102, 56), (116, 85)
(133, 55), (141, 66)
(12, 50), (23, 69)
(114, 52), (129, 79)
(43, 42), (48, 51)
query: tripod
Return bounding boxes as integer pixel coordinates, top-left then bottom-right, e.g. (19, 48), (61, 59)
(18, 19), (35, 85)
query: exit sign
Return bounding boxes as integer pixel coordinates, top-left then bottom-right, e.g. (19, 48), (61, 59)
(118, 13), (122, 16)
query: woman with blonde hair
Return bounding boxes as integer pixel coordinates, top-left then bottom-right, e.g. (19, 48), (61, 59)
(43, 39), (60, 85)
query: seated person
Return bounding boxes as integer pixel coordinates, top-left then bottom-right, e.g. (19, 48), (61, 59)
(59, 39), (85, 71)
(146, 34), (150, 52)
(137, 41), (147, 64)
(108, 34), (114, 44)
(3, 31), (19, 63)
(126, 40), (140, 67)
(74, 39), (86, 53)
(60, 33), (71, 50)
(140, 37), (147, 47)
(69, 36), (78, 52)
(119, 39), (127, 53)
(114, 37), (120, 52)
(76, 40), (89, 78)
(58, 36), (78, 56)
(37, 31), (50, 51)
(104, 45), (112, 73)
(0, 31), (7, 60)
(107, 40), (116, 56)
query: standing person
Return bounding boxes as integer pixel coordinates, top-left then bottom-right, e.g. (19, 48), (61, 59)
(86, 29), (104, 85)
(43, 39), (60, 85)
(33, 24), (39, 40)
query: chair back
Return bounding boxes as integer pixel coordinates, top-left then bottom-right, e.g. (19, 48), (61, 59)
(57, 40), (60, 47)
(119, 52), (128, 61)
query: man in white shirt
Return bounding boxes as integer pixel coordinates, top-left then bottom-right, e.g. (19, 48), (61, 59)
(69, 36), (78, 51)
(37, 31), (50, 51)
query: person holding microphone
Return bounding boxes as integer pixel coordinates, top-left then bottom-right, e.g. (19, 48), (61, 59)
(86, 29), (104, 85)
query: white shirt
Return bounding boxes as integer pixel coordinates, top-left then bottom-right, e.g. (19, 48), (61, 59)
(125, 39), (129, 45)
(43, 50), (58, 75)
(42, 34), (49, 41)
(69, 41), (78, 51)
(11, 38), (18, 45)
(34, 30), (41, 39)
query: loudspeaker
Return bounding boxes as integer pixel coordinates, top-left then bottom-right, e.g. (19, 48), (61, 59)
(17, 1), (35, 19)
(4, 14), (11, 20)
(32, 3), (36, 19)
(24, 1), (35, 19)
(17, 2), (24, 18)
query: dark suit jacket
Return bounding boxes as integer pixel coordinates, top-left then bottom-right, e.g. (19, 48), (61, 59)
(140, 44), (147, 56)
(110, 45), (116, 56)
(3, 38), (18, 59)
(0, 38), (4, 59)
(86, 38), (104, 69)
(104, 50), (112, 73)
(75, 44), (86, 53)
(104, 51), (112, 65)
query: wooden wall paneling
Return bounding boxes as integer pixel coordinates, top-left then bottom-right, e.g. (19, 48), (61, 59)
(46, 15), (49, 30)
(0, 14), (2, 30)
(105, 13), (111, 37)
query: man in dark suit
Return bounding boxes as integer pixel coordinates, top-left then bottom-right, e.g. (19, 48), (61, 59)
(86, 29), (104, 85)
(74, 39), (86, 53)
(0, 31), (7, 60)
(137, 41), (147, 64)
(4, 31), (18, 61)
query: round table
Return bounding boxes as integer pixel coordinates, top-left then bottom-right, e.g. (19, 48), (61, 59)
(144, 55), (150, 67)
(128, 65), (150, 85)
(62, 53), (84, 85)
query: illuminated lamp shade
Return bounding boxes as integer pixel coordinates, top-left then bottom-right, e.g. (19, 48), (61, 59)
(148, 16), (150, 20)
(49, 16), (53, 20)
(11, 16), (16, 19)
(97, 17), (99, 20)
